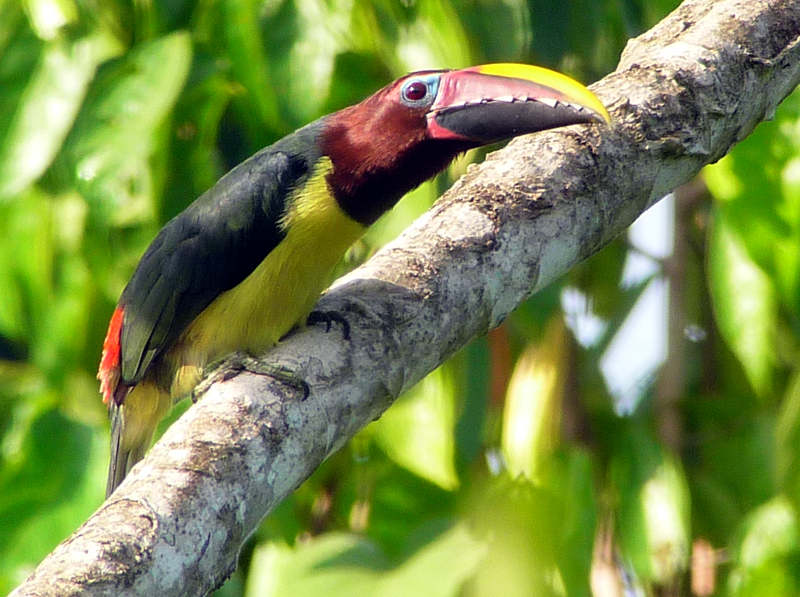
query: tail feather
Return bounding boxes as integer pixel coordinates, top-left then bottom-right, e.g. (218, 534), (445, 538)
(106, 404), (127, 498)
(105, 382), (171, 497)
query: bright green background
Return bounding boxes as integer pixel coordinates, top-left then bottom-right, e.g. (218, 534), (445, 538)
(3, 0), (800, 595)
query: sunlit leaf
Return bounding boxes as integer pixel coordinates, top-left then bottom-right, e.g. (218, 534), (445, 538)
(707, 208), (778, 399)
(277, 0), (348, 124)
(0, 31), (118, 202)
(0, 11), (44, 163)
(640, 455), (691, 582)
(0, 427), (105, 596)
(162, 53), (234, 220)
(0, 189), (56, 342)
(502, 316), (566, 482)
(371, 366), (459, 491)
(728, 496), (800, 597)
(21, 0), (77, 40)
(246, 535), (384, 597)
(705, 88), (800, 320)
(466, 473), (569, 597)
(222, 0), (283, 137)
(378, 523), (487, 597)
(776, 369), (800, 510)
(34, 195), (92, 373)
(459, 0), (529, 63)
(555, 451), (597, 597)
(0, 409), (93, 556)
(246, 524), (486, 597)
(396, 0), (472, 71)
(51, 31), (192, 224)
(612, 425), (690, 584)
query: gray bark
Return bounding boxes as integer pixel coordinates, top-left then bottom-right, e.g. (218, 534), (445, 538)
(11, 0), (800, 594)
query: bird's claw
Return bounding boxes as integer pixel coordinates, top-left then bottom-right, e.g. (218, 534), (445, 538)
(307, 309), (351, 340)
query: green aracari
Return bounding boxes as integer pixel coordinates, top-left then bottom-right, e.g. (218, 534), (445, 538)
(99, 63), (610, 497)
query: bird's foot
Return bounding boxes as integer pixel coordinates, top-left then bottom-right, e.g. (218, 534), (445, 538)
(192, 351), (252, 401)
(307, 309), (351, 340)
(193, 351), (309, 402)
(253, 361), (310, 400)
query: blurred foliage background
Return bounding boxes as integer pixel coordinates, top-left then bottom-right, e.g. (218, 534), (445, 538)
(2, 0), (800, 595)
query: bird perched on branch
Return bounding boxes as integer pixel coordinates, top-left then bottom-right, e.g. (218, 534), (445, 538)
(98, 63), (610, 497)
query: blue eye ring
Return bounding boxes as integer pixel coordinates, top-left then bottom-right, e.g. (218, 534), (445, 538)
(400, 74), (441, 108)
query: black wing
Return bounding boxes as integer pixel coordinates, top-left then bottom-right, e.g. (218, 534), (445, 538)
(118, 141), (315, 385)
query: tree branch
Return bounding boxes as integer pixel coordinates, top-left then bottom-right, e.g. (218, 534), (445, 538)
(12, 0), (800, 594)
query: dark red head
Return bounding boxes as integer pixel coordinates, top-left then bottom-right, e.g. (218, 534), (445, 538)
(320, 63), (611, 225)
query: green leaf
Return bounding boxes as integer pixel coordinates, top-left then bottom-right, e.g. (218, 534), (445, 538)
(34, 198), (92, 373)
(161, 53), (233, 220)
(22, 0), (78, 40)
(366, 462), (457, 559)
(370, 366), (459, 491)
(0, 32), (119, 198)
(454, 337), (489, 466)
(612, 424), (690, 584)
(0, 10), (44, 165)
(460, 0), (530, 63)
(363, 177), (440, 248)
(553, 451), (597, 597)
(420, 0), (472, 68)
(377, 523), (487, 597)
(777, 369), (800, 510)
(705, 88), (800, 320)
(246, 535), (385, 597)
(708, 208), (778, 399)
(0, 409), (94, 556)
(51, 31), (192, 224)
(396, 0), (472, 71)
(502, 316), (567, 482)
(321, 51), (394, 115)
(245, 524), (486, 597)
(269, 0), (346, 125)
(0, 425), (105, 596)
(0, 185), (96, 380)
(528, 0), (571, 67)
(222, 0), (283, 137)
(0, 189), (55, 342)
(728, 497), (800, 597)
(465, 474), (568, 597)
(689, 410), (776, 542)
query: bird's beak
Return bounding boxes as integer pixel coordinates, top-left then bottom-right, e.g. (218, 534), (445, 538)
(427, 63), (610, 143)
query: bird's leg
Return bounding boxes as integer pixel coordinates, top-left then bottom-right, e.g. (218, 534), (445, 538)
(307, 309), (351, 340)
(192, 351), (309, 402)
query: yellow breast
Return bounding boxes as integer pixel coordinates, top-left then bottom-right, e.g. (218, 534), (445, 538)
(168, 157), (365, 396)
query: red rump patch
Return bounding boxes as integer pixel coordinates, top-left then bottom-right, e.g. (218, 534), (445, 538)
(98, 306), (124, 405)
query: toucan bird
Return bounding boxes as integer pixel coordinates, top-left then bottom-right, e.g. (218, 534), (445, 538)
(99, 63), (610, 497)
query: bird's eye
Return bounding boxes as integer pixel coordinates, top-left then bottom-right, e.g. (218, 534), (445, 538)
(399, 74), (441, 108)
(403, 80), (429, 102)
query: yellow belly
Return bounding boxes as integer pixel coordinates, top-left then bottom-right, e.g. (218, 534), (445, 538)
(167, 157), (365, 397)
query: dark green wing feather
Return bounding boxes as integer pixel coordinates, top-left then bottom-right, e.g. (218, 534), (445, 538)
(118, 122), (325, 384)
